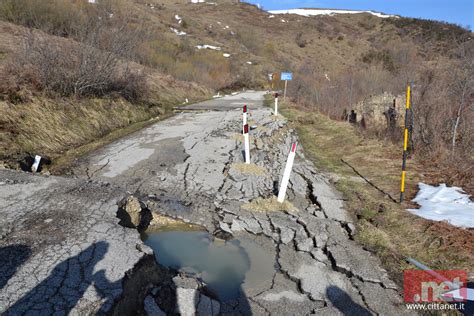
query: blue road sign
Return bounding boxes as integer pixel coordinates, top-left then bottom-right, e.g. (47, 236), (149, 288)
(281, 72), (293, 81)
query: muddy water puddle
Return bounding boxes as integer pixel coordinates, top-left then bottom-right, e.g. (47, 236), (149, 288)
(142, 226), (275, 301)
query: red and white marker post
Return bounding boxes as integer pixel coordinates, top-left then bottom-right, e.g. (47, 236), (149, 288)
(274, 93), (279, 116)
(243, 124), (250, 164)
(242, 105), (248, 134)
(277, 142), (297, 203)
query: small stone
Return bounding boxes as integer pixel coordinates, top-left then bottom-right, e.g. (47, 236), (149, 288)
(347, 223), (356, 236)
(280, 229), (295, 244)
(176, 288), (198, 316)
(117, 196), (144, 228)
(136, 242), (154, 255)
(219, 222), (232, 234)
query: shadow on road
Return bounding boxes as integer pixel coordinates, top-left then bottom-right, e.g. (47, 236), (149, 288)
(0, 244), (31, 290)
(326, 286), (371, 316)
(4, 241), (117, 315)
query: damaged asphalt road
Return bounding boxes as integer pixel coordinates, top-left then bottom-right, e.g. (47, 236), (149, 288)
(0, 91), (409, 315)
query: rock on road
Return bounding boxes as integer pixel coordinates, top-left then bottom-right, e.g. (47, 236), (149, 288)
(0, 91), (409, 315)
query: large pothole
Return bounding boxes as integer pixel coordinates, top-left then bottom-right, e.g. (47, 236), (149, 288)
(141, 225), (276, 302)
(116, 194), (278, 313)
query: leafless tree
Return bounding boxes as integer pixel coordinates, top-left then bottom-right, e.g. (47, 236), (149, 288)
(447, 43), (473, 153)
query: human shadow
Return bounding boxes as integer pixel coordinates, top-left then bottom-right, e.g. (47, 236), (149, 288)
(326, 286), (371, 316)
(0, 244), (31, 290)
(463, 281), (473, 316)
(4, 241), (116, 315)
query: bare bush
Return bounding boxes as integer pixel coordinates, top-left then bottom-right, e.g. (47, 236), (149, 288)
(295, 32), (307, 48)
(0, 0), (82, 36)
(2, 24), (147, 101)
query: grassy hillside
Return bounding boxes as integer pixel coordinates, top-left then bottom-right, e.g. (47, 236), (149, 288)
(0, 10), (211, 170)
(281, 101), (474, 289)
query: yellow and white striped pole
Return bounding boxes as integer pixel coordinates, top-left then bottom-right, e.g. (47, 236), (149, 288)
(400, 83), (412, 203)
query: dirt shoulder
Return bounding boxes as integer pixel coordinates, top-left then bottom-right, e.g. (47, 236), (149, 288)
(280, 103), (474, 286)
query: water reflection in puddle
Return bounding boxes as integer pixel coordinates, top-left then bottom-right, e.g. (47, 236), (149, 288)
(142, 229), (275, 301)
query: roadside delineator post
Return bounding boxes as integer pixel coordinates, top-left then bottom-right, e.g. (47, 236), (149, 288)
(277, 143), (297, 203)
(400, 83), (413, 203)
(274, 93), (279, 116)
(243, 105), (247, 133)
(31, 155), (42, 173)
(243, 124), (250, 164)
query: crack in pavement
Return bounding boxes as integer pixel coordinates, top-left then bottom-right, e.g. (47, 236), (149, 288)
(0, 92), (408, 315)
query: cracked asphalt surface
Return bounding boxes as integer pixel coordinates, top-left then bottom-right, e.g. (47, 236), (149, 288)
(0, 91), (408, 315)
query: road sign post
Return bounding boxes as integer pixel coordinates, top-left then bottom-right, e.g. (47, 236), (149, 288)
(244, 124), (250, 164)
(242, 105), (247, 133)
(274, 93), (279, 116)
(400, 83), (413, 203)
(281, 72), (293, 102)
(277, 143), (297, 203)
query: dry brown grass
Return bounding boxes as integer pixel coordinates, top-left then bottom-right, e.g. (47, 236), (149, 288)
(147, 213), (204, 233)
(282, 105), (474, 286)
(241, 197), (297, 213)
(230, 133), (244, 141)
(230, 163), (267, 176)
(0, 21), (211, 170)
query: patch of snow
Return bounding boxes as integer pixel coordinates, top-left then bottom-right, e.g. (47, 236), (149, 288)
(223, 53), (231, 57)
(225, 25), (230, 29)
(280, 19), (287, 23)
(268, 9), (397, 19)
(407, 183), (474, 228)
(191, 0), (205, 3)
(196, 45), (222, 51)
(246, 61), (253, 64)
(268, 15), (275, 18)
(325, 73), (331, 81)
(175, 14), (183, 24)
(231, 92), (238, 95)
(170, 28), (187, 36)
(213, 92), (221, 98)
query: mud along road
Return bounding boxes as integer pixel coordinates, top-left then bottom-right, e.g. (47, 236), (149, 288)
(0, 91), (409, 315)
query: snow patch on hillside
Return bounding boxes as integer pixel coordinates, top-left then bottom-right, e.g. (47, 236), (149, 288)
(407, 183), (474, 228)
(196, 45), (222, 51)
(171, 28), (186, 36)
(268, 9), (397, 19)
